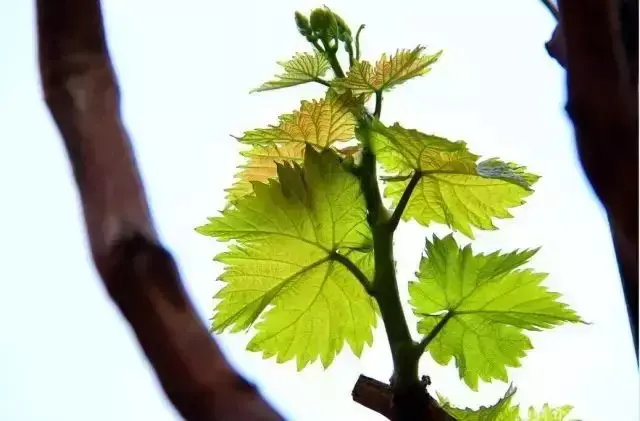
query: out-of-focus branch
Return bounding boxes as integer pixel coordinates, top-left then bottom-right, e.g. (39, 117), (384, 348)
(36, 0), (283, 419)
(546, 0), (638, 355)
(540, 0), (560, 20)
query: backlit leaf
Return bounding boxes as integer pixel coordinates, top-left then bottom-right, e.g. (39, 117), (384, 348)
(226, 143), (306, 203)
(527, 405), (576, 421)
(237, 93), (357, 148)
(196, 146), (377, 369)
(438, 386), (576, 421)
(371, 121), (540, 238)
(251, 51), (331, 92)
(332, 46), (442, 94)
(410, 235), (582, 390)
(225, 140), (363, 203)
(438, 386), (519, 421)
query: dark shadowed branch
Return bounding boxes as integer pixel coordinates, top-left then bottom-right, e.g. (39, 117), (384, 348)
(36, 0), (282, 419)
(540, 0), (560, 20)
(547, 0), (638, 356)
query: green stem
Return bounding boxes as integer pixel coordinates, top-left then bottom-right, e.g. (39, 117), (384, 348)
(388, 171), (422, 231)
(327, 53), (346, 78)
(311, 39), (325, 54)
(372, 222), (420, 389)
(416, 311), (454, 355)
(312, 77), (331, 87)
(374, 91), (382, 119)
(320, 38), (346, 78)
(356, 122), (386, 225)
(356, 118), (420, 392)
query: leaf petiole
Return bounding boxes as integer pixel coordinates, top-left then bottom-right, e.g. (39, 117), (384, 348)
(388, 170), (422, 231)
(380, 174), (413, 182)
(330, 251), (375, 296)
(312, 77), (331, 87)
(415, 310), (455, 355)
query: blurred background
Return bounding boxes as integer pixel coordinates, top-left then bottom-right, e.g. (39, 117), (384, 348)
(0, 1), (637, 420)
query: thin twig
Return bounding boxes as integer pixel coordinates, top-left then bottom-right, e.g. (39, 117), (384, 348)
(347, 44), (356, 67)
(540, 0), (560, 21)
(355, 24), (366, 61)
(36, 0), (282, 419)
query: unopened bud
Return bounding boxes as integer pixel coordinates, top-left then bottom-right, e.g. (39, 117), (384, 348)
(309, 7), (337, 38)
(294, 11), (312, 37)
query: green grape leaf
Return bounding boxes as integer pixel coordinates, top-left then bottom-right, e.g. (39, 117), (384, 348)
(225, 91), (364, 203)
(410, 235), (582, 390)
(226, 143), (306, 202)
(196, 146), (377, 369)
(251, 52), (331, 92)
(477, 159), (541, 190)
(438, 386), (519, 421)
(438, 386), (576, 421)
(371, 121), (540, 238)
(526, 405), (575, 421)
(332, 46), (442, 94)
(237, 93), (356, 148)
(225, 141), (363, 204)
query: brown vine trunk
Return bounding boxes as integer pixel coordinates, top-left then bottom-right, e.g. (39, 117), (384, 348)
(36, 0), (282, 419)
(547, 0), (638, 356)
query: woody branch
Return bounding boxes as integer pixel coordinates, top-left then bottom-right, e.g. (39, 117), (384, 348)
(36, 0), (282, 419)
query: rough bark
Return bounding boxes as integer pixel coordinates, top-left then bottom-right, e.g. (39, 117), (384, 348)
(36, 0), (282, 419)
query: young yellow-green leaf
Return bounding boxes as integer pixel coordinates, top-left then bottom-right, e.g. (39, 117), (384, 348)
(237, 93), (356, 147)
(331, 46), (442, 94)
(371, 122), (540, 238)
(196, 146), (377, 370)
(438, 386), (576, 421)
(225, 141), (363, 203)
(251, 52), (331, 92)
(527, 405), (575, 421)
(438, 386), (519, 421)
(225, 143), (306, 202)
(410, 235), (582, 390)
(372, 121), (478, 174)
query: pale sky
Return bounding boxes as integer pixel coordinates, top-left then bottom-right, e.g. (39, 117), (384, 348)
(0, 1), (637, 420)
